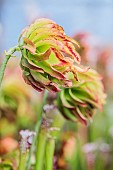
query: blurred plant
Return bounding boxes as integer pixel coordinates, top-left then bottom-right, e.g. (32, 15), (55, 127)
(83, 140), (113, 170)
(56, 132), (76, 170)
(18, 130), (36, 170)
(19, 130), (36, 153)
(35, 106), (63, 170)
(69, 31), (113, 170)
(73, 32), (90, 64)
(57, 68), (106, 125)
(0, 137), (18, 155)
(0, 66), (36, 138)
(73, 32), (113, 93)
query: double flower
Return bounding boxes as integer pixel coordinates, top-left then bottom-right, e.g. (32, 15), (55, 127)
(19, 18), (106, 125)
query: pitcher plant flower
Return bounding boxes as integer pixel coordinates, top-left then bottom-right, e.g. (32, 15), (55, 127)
(57, 68), (106, 125)
(0, 17), (107, 170)
(18, 18), (82, 92)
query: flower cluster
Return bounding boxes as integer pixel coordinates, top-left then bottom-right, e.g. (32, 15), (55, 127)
(17, 18), (106, 125)
(19, 18), (82, 92)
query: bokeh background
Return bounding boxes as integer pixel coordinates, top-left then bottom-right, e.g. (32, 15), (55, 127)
(0, 0), (113, 52)
(0, 1), (113, 170)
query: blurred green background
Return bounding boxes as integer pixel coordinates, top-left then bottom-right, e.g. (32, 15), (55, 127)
(0, 1), (113, 170)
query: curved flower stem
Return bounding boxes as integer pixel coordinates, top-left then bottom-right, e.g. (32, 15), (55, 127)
(26, 90), (48, 170)
(0, 55), (11, 86)
(0, 46), (19, 87)
(18, 151), (28, 170)
(45, 138), (55, 170)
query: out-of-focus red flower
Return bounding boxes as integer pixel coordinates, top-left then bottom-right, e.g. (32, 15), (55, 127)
(0, 137), (18, 155)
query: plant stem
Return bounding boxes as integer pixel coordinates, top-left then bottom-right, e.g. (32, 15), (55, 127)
(45, 138), (55, 170)
(35, 129), (47, 170)
(0, 46), (19, 87)
(0, 55), (10, 86)
(18, 151), (28, 170)
(26, 90), (48, 170)
(35, 90), (48, 131)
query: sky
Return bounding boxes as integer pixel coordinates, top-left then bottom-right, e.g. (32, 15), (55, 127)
(0, 0), (113, 52)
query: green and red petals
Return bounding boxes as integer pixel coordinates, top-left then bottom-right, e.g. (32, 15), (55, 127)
(35, 61), (65, 80)
(20, 53), (73, 92)
(22, 68), (60, 93)
(30, 70), (50, 86)
(57, 68), (106, 125)
(57, 87), (93, 125)
(27, 49), (51, 62)
(57, 88), (88, 125)
(21, 57), (44, 73)
(72, 108), (87, 125)
(19, 18), (83, 92)
(25, 18), (56, 38)
(22, 72), (43, 92)
(23, 37), (36, 54)
(35, 38), (80, 64)
(19, 17), (106, 117)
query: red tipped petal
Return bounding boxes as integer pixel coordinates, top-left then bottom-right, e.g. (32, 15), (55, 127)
(72, 108), (87, 126)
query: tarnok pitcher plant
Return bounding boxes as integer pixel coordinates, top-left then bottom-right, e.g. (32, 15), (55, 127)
(0, 18), (105, 127)
(0, 18), (106, 170)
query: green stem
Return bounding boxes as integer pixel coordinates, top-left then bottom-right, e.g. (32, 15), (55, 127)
(18, 151), (28, 170)
(26, 90), (48, 170)
(45, 138), (55, 170)
(0, 55), (10, 86)
(35, 129), (47, 170)
(0, 46), (19, 87)
(35, 90), (48, 131)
